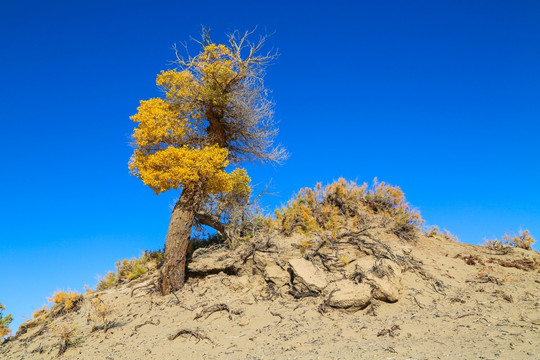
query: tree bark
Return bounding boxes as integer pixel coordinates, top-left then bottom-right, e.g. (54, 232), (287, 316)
(159, 184), (204, 295)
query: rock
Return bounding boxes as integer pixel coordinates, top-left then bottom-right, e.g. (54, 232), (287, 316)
(401, 246), (413, 256)
(326, 280), (372, 311)
(288, 258), (328, 293)
(264, 264), (290, 287)
(188, 247), (239, 275)
(366, 259), (402, 302)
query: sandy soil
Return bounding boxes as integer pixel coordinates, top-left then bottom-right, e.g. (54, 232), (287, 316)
(2, 231), (539, 360)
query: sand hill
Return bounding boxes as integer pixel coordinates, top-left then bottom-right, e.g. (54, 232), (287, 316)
(2, 229), (539, 359)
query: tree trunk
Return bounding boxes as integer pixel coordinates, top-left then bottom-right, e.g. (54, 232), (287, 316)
(159, 184), (204, 295)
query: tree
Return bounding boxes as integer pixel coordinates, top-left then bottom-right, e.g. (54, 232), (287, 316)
(129, 29), (285, 295)
(0, 302), (13, 338)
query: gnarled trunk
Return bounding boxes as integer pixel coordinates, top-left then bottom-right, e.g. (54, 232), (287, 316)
(159, 184), (204, 295)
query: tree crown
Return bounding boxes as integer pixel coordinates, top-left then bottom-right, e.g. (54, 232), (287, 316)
(129, 30), (284, 196)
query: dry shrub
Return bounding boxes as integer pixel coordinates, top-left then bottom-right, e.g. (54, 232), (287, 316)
(50, 320), (77, 356)
(96, 271), (117, 291)
(442, 229), (458, 242)
(86, 295), (115, 332)
(298, 240), (314, 254)
(485, 229), (536, 251)
(275, 178), (424, 241)
(48, 290), (82, 311)
(424, 226), (458, 242)
(32, 304), (50, 320)
(503, 229), (535, 250)
(424, 225), (440, 237)
(97, 250), (164, 290)
(484, 238), (505, 252)
(0, 302), (13, 338)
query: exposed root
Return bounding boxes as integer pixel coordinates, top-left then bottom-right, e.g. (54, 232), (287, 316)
(131, 280), (159, 298)
(132, 319), (160, 334)
(168, 328), (213, 343)
(193, 303), (243, 320)
(289, 288), (319, 299)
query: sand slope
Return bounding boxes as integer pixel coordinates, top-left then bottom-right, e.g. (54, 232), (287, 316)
(2, 231), (539, 360)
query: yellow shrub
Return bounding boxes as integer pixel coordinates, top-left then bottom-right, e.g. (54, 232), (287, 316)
(97, 271), (117, 291)
(502, 229), (536, 250)
(97, 250), (163, 290)
(484, 238), (504, 251)
(32, 305), (49, 319)
(48, 291), (82, 310)
(486, 229), (536, 251)
(275, 178), (424, 241)
(298, 240), (314, 254)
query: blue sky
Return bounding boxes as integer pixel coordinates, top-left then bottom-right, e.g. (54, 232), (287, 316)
(1, 0), (539, 332)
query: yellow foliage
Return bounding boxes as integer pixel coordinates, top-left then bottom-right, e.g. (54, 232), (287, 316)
(364, 178), (424, 227)
(97, 250), (164, 290)
(129, 42), (250, 197)
(484, 238), (505, 251)
(485, 229), (535, 250)
(48, 291), (82, 310)
(503, 229), (535, 250)
(96, 271), (117, 291)
(275, 178), (424, 241)
(32, 305), (49, 319)
(298, 240), (314, 254)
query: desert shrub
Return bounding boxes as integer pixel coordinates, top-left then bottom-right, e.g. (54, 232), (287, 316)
(364, 178), (424, 230)
(97, 250), (164, 290)
(275, 178), (424, 241)
(48, 290), (82, 311)
(32, 304), (50, 320)
(424, 225), (440, 237)
(298, 239), (314, 254)
(86, 295), (115, 332)
(423, 225), (458, 242)
(503, 229), (535, 250)
(487, 229), (536, 251)
(275, 186), (323, 236)
(96, 271), (117, 291)
(484, 238), (505, 251)
(442, 229), (458, 242)
(51, 320), (77, 356)
(0, 302), (13, 338)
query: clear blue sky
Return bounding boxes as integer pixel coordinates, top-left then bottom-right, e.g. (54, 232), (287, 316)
(1, 0), (539, 333)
